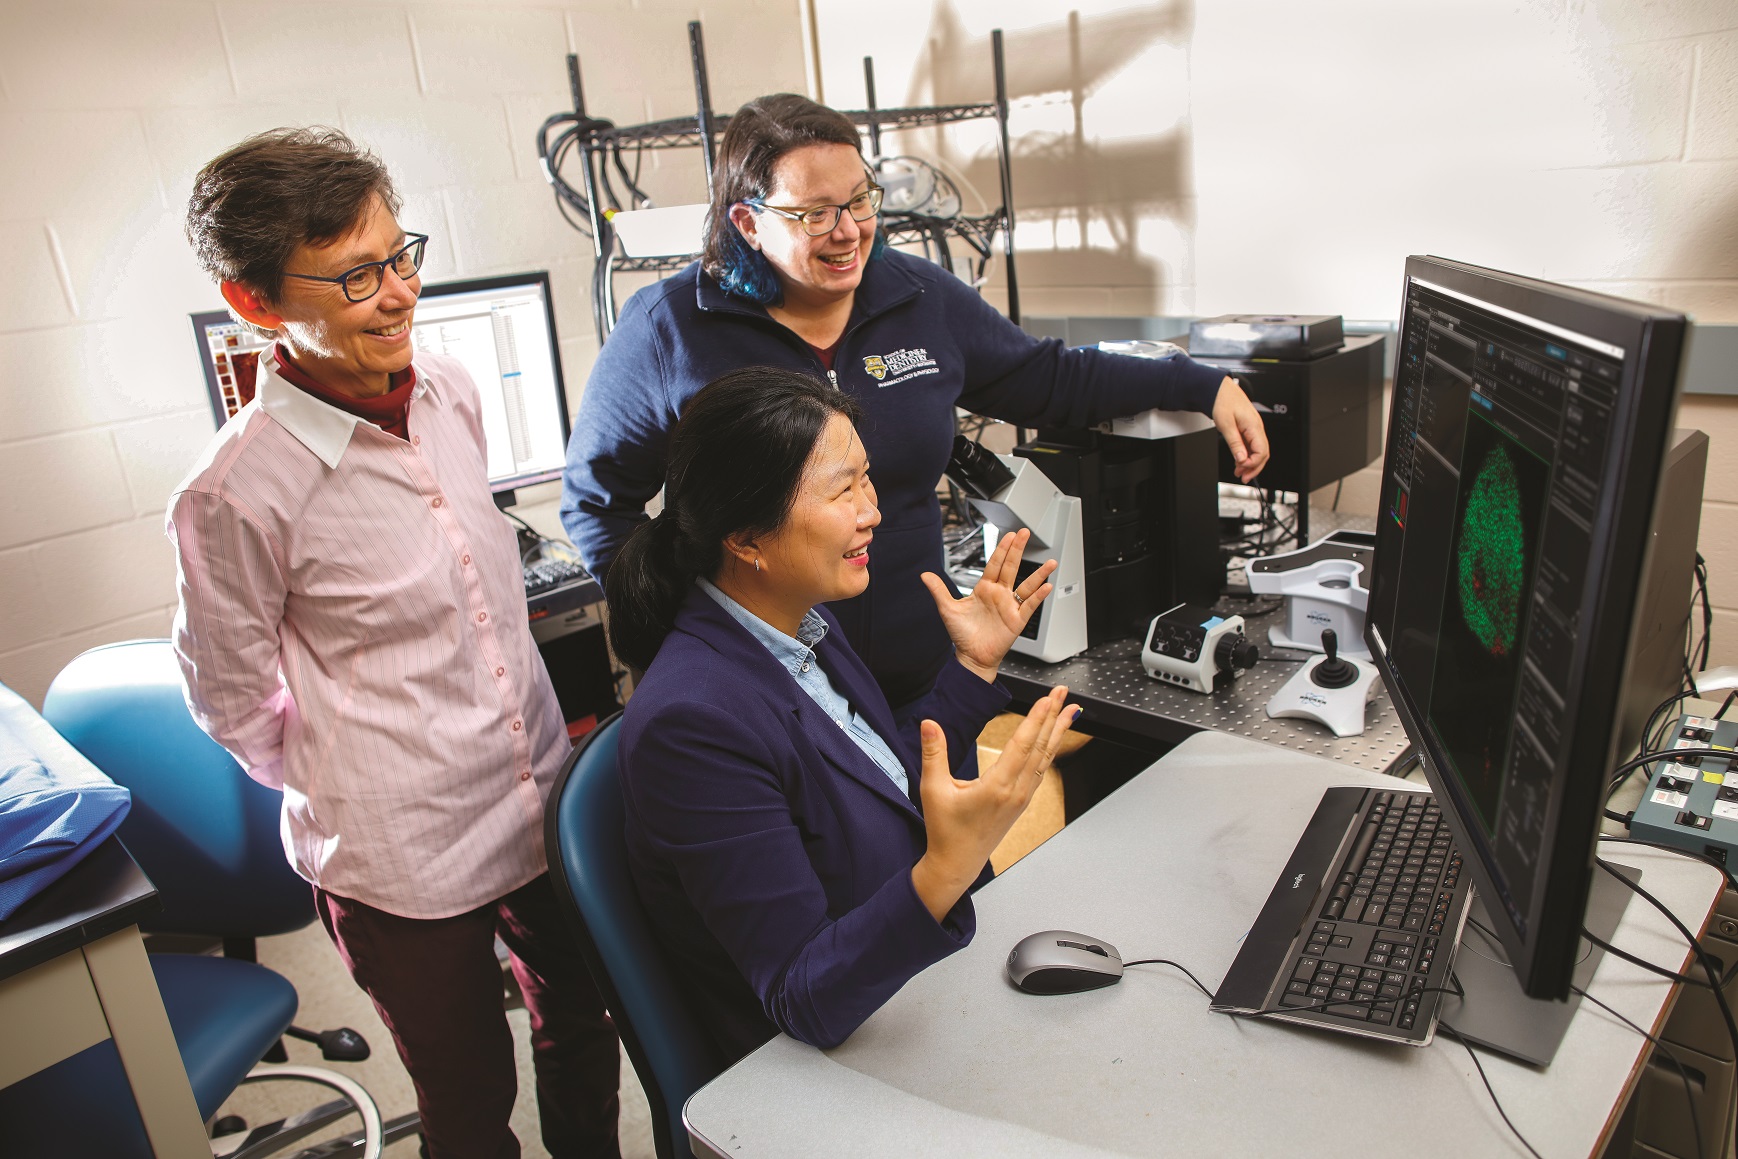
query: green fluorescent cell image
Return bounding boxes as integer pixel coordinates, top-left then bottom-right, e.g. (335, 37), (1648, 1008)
(1457, 444), (1526, 656)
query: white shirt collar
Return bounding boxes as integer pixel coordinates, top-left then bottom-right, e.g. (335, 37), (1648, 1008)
(253, 346), (430, 469)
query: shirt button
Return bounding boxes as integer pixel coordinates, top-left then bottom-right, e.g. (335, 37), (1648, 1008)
(412, 435), (421, 446)
(477, 611), (487, 623)
(495, 666), (505, 677)
(511, 720), (522, 731)
(800, 663), (810, 672)
(520, 771), (531, 781)
(461, 554), (471, 565)
(432, 497), (443, 508)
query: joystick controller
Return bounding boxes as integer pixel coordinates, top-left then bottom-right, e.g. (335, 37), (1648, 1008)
(1309, 629), (1359, 690)
(1265, 628), (1380, 737)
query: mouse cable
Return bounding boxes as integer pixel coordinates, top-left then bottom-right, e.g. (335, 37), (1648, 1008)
(1569, 983), (1705, 1159)
(1435, 1021), (1545, 1159)
(1120, 958), (1215, 998)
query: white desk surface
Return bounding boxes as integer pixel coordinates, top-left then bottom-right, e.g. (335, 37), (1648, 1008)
(686, 731), (1726, 1159)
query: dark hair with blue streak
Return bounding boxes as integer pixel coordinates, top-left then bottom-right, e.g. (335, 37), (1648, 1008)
(703, 93), (885, 307)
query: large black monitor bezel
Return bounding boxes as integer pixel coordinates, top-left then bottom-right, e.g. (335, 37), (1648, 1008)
(1366, 255), (1687, 1001)
(188, 270), (572, 495)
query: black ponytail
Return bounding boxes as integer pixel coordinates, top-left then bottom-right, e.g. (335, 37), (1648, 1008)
(605, 366), (861, 672)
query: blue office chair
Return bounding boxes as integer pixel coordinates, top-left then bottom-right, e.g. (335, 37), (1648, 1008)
(0, 639), (401, 1156)
(546, 711), (729, 1159)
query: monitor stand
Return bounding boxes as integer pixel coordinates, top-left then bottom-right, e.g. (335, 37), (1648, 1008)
(1437, 863), (1639, 1067)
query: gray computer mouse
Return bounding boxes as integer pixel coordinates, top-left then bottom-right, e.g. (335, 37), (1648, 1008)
(1007, 930), (1124, 994)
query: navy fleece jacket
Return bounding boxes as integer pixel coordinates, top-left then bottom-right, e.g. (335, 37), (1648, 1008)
(561, 250), (1226, 707)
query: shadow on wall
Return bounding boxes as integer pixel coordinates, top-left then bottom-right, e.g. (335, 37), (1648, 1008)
(900, 0), (1197, 307)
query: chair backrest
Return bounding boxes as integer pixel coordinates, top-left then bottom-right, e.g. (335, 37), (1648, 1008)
(545, 713), (727, 1159)
(41, 640), (313, 938)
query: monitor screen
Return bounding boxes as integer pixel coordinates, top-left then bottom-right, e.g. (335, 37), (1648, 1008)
(1366, 256), (1686, 999)
(190, 270), (571, 494)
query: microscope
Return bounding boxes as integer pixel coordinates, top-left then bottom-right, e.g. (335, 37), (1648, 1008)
(944, 436), (1089, 663)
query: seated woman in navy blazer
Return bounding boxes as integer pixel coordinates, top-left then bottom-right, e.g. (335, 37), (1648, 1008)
(609, 366), (1078, 1060)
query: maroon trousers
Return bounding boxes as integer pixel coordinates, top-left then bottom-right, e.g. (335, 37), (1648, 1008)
(315, 875), (620, 1159)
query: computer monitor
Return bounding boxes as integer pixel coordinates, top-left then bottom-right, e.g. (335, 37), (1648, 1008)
(1366, 256), (1688, 1001)
(190, 271), (571, 496)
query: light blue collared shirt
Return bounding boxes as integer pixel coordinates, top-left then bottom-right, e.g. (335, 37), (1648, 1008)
(698, 578), (910, 796)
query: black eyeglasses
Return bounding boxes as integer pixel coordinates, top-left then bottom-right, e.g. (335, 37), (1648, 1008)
(744, 187), (883, 236)
(283, 234), (429, 302)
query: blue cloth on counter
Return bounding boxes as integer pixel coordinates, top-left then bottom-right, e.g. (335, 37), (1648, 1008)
(0, 694), (131, 922)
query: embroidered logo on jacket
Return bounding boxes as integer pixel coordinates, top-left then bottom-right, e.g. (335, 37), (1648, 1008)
(861, 348), (939, 387)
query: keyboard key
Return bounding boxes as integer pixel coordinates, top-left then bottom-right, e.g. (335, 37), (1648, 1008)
(1344, 898), (1368, 922)
(1331, 987), (1355, 1002)
(1383, 972), (1406, 986)
(1383, 915), (1405, 929)
(1329, 1004), (1369, 1020)
(1331, 935), (1353, 948)
(1364, 904), (1386, 924)
(1309, 983), (1332, 999)
(1356, 979), (1380, 995)
(1317, 961), (1341, 975)
(1287, 980), (1309, 995)
(1293, 959), (1319, 982)
(1370, 1008), (1394, 1025)
(1315, 922), (1336, 934)
(1379, 984), (1403, 999)
(1281, 991), (1310, 1007)
(1323, 898), (1346, 919)
(1402, 915), (1424, 932)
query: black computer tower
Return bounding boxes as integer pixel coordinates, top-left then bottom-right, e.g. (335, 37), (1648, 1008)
(1180, 332), (1386, 495)
(1015, 427), (1220, 645)
(1616, 427), (1709, 758)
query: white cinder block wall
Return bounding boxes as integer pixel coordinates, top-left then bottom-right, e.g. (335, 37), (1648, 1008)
(4, 0), (1738, 703)
(0, 0), (809, 706)
(816, 0), (1738, 662)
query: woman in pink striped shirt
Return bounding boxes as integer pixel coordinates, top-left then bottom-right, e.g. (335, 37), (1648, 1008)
(170, 128), (619, 1159)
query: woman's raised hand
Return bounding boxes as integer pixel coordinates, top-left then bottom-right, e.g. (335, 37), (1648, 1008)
(910, 686), (1079, 922)
(920, 529), (1057, 683)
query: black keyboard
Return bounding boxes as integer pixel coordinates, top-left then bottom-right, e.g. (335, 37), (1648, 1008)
(524, 558), (590, 597)
(1212, 786), (1472, 1045)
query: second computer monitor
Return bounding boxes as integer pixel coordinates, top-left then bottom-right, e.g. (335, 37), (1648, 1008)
(190, 270), (571, 496)
(410, 272), (571, 493)
(1366, 256), (1687, 1000)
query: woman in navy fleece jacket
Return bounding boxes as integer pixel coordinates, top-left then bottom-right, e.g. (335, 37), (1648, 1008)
(562, 93), (1269, 710)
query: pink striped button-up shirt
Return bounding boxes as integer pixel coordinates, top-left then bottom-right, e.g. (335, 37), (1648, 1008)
(167, 347), (568, 919)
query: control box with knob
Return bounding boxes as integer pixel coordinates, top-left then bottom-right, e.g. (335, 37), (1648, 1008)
(1141, 603), (1259, 693)
(1628, 713), (1738, 884)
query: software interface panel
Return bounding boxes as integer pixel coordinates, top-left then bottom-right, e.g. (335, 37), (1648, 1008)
(409, 283), (567, 489)
(1372, 278), (1626, 931)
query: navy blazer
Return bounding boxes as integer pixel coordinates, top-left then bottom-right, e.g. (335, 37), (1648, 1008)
(619, 585), (1010, 1059)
